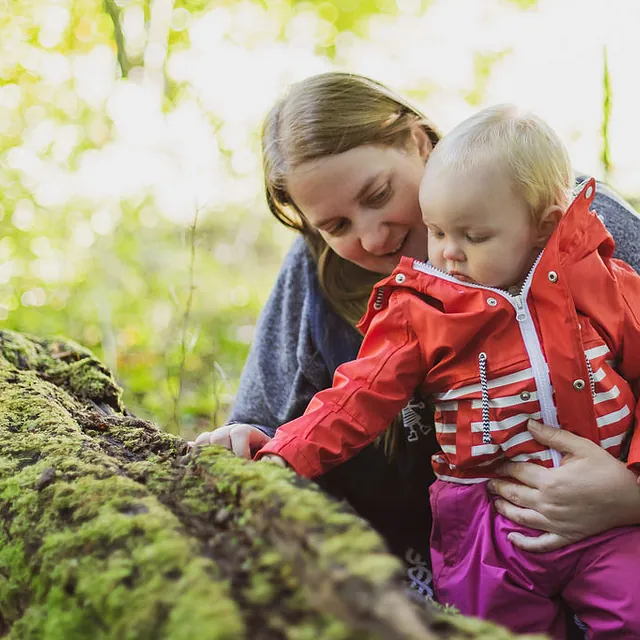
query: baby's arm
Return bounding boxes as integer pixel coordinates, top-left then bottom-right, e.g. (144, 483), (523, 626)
(254, 294), (426, 478)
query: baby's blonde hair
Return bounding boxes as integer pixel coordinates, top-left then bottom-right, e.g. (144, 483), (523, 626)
(428, 104), (573, 220)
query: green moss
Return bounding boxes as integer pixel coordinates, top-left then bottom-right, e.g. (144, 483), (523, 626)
(0, 350), (245, 639)
(195, 448), (403, 585)
(434, 611), (548, 639)
(0, 330), (123, 412)
(284, 618), (356, 640)
(0, 330), (540, 639)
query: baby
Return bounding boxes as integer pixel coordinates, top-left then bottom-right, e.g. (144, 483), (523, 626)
(257, 105), (640, 637)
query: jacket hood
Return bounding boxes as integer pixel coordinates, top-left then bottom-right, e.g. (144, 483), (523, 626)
(551, 177), (615, 264)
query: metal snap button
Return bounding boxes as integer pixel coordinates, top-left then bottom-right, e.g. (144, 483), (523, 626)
(520, 391), (531, 401)
(487, 297), (498, 307)
(373, 302), (382, 310)
(585, 186), (593, 199)
(548, 271), (558, 283)
(395, 273), (406, 284)
(573, 379), (586, 391)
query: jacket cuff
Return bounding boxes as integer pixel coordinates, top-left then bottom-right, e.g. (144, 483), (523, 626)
(626, 430), (640, 474)
(254, 435), (318, 478)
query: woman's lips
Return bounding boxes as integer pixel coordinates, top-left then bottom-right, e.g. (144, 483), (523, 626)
(383, 233), (409, 257)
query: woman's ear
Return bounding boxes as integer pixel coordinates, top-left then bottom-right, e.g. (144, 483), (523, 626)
(534, 205), (564, 247)
(409, 122), (433, 163)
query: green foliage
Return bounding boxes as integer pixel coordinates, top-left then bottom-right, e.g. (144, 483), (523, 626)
(1, 0), (406, 438)
(501, 0), (538, 8)
(1, 0), (633, 443)
(464, 50), (511, 106)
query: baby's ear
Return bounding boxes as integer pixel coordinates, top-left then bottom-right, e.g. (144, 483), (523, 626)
(534, 205), (563, 247)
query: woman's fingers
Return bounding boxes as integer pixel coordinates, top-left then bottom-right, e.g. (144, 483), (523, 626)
(229, 425), (270, 459)
(493, 498), (552, 531)
(486, 478), (540, 509)
(193, 425), (232, 448)
(191, 424), (271, 460)
(507, 531), (576, 553)
(494, 459), (548, 489)
(525, 419), (598, 457)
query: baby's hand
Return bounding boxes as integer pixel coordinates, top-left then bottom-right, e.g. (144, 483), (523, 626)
(260, 454), (288, 468)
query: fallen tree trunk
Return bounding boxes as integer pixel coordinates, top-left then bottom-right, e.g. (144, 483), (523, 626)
(0, 330), (544, 639)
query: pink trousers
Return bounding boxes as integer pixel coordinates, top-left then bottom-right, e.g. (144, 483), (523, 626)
(430, 480), (640, 639)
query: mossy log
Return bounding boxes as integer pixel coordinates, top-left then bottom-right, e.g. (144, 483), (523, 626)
(0, 330), (546, 640)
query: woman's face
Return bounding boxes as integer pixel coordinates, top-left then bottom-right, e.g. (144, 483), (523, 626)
(286, 126), (432, 275)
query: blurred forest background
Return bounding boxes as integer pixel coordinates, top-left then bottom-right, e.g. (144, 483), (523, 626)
(1, 0), (639, 439)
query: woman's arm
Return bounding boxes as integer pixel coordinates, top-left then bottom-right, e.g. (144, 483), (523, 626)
(227, 237), (331, 434)
(194, 237), (359, 456)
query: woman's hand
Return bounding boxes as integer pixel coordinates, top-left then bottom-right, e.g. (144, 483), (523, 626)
(190, 424), (271, 459)
(487, 420), (640, 553)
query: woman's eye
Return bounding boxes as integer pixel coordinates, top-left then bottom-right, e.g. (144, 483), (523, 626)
(367, 184), (391, 206)
(326, 219), (349, 236)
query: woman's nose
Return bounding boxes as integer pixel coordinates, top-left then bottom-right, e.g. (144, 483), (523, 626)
(360, 225), (390, 255)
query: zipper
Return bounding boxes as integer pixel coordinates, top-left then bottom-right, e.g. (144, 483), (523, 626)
(412, 254), (563, 467)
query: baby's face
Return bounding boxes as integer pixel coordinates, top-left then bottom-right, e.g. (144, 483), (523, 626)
(419, 161), (543, 290)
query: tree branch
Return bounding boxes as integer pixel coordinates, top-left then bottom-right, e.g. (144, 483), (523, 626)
(103, 0), (132, 78)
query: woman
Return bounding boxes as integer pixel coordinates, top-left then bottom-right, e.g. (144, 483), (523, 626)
(195, 72), (640, 602)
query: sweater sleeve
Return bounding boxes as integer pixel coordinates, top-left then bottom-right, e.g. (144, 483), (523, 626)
(255, 295), (426, 478)
(591, 179), (640, 273)
(226, 237), (332, 437)
(610, 258), (640, 471)
(589, 180), (640, 469)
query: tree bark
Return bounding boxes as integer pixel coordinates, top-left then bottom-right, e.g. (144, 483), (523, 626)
(0, 330), (544, 639)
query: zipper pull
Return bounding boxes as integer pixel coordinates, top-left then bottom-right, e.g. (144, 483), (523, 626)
(513, 295), (527, 322)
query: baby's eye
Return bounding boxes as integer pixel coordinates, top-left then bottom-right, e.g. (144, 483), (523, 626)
(428, 228), (445, 239)
(466, 234), (491, 244)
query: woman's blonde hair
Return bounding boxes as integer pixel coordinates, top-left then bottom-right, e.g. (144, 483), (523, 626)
(262, 72), (440, 456)
(262, 72), (440, 327)
(427, 104), (574, 217)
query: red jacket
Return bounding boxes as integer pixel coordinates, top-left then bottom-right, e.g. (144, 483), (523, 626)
(257, 179), (640, 481)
